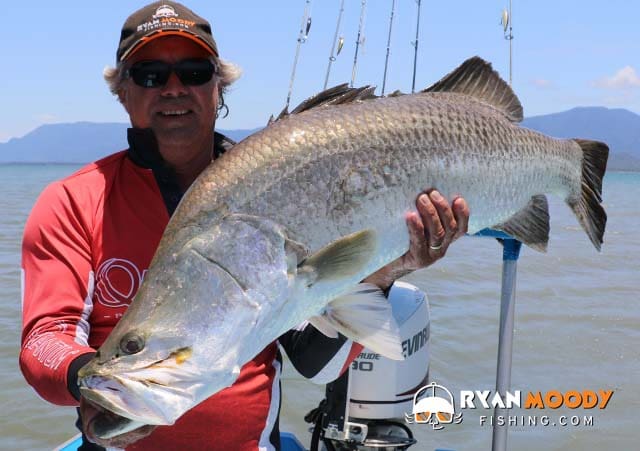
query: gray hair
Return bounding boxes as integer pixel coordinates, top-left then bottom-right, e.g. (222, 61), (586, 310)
(103, 57), (242, 118)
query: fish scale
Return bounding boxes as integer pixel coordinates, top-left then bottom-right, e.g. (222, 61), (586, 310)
(176, 93), (563, 251)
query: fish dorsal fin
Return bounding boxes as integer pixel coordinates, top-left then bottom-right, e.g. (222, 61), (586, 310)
(493, 195), (550, 252)
(386, 89), (406, 98)
(290, 84), (377, 115)
(270, 84), (378, 124)
(423, 56), (523, 123)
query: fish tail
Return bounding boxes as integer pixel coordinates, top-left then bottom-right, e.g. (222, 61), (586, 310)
(567, 139), (609, 250)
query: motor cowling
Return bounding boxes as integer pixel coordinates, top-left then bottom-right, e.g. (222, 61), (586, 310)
(348, 280), (430, 420)
(310, 281), (430, 451)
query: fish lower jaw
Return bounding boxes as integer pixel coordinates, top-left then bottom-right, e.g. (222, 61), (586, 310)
(79, 378), (179, 426)
(79, 386), (135, 421)
(81, 385), (176, 426)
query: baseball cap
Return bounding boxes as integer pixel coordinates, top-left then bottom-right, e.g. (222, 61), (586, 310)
(117, 1), (218, 62)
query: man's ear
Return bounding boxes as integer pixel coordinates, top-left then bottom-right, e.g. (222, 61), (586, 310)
(118, 87), (129, 111)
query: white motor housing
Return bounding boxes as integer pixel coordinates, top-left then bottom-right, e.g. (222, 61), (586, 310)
(348, 281), (430, 419)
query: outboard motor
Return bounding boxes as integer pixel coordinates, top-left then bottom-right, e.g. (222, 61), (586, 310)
(306, 281), (430, 451)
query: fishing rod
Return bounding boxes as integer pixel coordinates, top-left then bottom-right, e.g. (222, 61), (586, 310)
(323, 0), (346, 90)
(285, 0), (313, 111)
(350, 0), (367, 88)
(411, 0), (422, 93)
(501, 0), (514, 86)
(381, 0), (397, 95)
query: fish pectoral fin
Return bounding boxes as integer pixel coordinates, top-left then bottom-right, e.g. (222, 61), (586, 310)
(308, 315), (339, 338)
(285, 238), (310, 275)
(423, 56), (523, 123)
(493, 194), (550, 252)
(298, 229), (377, 285)
(323, 283), (404, 361)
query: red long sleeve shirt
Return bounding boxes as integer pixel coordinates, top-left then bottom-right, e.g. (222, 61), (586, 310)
(20, 131), (361, 450)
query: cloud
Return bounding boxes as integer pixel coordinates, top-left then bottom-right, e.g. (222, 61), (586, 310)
(531, 78), (553, 88)
(600, 93), (639, 107)
(593, 66), (640, 89)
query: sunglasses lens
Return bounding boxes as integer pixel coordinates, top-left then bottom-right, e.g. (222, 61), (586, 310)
(174, 59), (216, 86)
(127, 59), (215, 88)
(128, 61), (171, 88)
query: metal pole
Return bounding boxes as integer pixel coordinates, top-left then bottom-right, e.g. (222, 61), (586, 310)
(509, 0), (513, 86)
(324, 0), (346, 90)
(411, 0), (422, 93)
(350, 0), (367, 87)
(491, 238), (521, 451)
(381, 0), (396, 95)
(286, 0), (312, 110)
(502, 0), (514, 86)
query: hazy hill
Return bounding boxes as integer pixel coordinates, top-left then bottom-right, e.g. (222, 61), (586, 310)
(0, 122), (260, 163)
(522, 107), (640, 170)
(1, 107), (639, 170)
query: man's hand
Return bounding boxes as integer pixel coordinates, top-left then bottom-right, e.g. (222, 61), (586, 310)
(363, 190), (469, 290)
(80, 396), (156, 448)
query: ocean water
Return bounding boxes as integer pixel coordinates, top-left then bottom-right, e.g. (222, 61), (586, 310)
(0, 164), (637, 450)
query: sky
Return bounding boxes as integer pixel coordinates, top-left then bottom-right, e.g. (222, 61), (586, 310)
(1, 0), (639, 143)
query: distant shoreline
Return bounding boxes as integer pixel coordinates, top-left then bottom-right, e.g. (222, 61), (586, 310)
(0, 164), (85, 166)
(1, 162), (638, 174)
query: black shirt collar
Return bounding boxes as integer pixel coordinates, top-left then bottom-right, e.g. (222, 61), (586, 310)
(125, 128), (235, 215)
(126, 128), (234, 169)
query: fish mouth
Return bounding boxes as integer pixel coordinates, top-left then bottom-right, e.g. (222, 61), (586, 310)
(80, 373), (193, 426)
(79, 349), (201, 427)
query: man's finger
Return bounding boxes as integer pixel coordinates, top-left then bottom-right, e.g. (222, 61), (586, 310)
(418, 192), (446, 246)
(452, 197), (470, 239)
(405, 210), (427, 255)
(429, 190), (457, 239)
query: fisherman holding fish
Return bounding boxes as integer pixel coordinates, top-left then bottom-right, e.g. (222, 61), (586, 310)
(19, 1), (470, 450)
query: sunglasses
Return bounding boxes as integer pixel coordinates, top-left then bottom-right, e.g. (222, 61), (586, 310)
(125, 58), (217, 88)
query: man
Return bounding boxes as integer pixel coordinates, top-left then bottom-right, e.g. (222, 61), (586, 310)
(20, 2), (469, 450)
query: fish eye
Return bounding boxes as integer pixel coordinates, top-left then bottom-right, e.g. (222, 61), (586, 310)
(119, 332), (145, 355)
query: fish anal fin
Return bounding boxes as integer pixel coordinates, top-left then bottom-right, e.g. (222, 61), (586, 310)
(299, 230), (377, 285)
(308, 315), (339, 339)
(423, 56), (523, 123)
(323, 283), (404, 361)
(493, 195), (550, 252)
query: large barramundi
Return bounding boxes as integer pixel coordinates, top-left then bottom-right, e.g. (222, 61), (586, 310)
(78, 57), (608, 436)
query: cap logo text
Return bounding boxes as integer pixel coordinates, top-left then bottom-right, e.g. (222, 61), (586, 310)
(152, 5), (179, 19)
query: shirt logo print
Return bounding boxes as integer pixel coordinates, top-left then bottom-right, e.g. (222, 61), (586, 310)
(95, 258), (145, 308)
